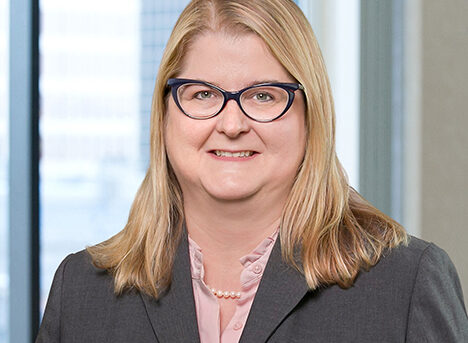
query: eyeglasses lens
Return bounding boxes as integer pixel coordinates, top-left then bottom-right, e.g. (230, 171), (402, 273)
(240, 86), (289, 121)
(177, 83), (223, 118)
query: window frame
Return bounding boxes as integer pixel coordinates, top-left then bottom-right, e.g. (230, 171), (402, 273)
(9, 0), (40, 341)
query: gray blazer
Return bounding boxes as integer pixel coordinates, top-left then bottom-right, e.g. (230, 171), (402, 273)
(36, 235), (468, 342)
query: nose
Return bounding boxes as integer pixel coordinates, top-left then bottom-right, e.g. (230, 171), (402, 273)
(215, 99), (250, 137)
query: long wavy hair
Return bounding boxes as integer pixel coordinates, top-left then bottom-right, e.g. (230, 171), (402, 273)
(87, 0), (407, 298)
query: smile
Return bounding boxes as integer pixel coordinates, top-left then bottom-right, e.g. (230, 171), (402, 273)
(213, 150), (255, 158)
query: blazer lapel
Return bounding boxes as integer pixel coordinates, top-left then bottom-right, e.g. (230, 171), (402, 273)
(140, 233), (201, 343)
(239, 238), (309, 343)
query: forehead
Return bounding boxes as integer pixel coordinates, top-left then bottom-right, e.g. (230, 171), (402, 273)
(178, 31), (293, 88)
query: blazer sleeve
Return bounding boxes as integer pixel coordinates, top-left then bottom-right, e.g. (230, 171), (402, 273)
(35, 254), (74, 343)
(406, 244), (468, 342)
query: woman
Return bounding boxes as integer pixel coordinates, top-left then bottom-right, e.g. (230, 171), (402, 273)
(36, 0), (468, 342)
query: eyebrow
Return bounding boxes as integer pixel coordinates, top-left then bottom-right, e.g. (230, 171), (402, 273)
(247, 79), (283, 86)
(208, 79), (286, 89)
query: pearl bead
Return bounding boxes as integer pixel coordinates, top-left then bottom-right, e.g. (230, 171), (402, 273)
(207, 285), (241, 300)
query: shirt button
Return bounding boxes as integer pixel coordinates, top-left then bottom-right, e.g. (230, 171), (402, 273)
(233, 322), (243, 330)
(253, 264), (262, 274)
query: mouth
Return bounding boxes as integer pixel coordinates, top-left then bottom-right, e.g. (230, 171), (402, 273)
(210, 150), (258, 158)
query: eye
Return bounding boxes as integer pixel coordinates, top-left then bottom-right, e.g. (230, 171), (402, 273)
(178, 84), (221, 102)
(253, 92), (273, 102)
(194, 90), (216, 100)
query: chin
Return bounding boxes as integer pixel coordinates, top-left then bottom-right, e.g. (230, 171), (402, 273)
(203, 181), (260, 202)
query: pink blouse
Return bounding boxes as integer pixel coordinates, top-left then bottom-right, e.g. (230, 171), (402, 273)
(188, 231), (278, 343)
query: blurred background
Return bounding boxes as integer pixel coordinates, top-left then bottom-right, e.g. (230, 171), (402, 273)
(1, 0), (467, 342)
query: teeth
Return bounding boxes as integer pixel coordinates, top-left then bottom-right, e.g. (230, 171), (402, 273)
(214, 150), (254, 157)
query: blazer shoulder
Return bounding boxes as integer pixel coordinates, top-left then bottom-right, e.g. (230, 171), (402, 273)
(38, 251), (159, 342)
(400, 237), (468, 341)
(389, 234), (430, 255)
(352, 235), (460, 303)
(62, 249), (98, 274)
(36, 250), (113, 342)
(403, 236), (462, 276)
(58, 249), (115, 297)
(60, 249), (103, 273)
(379, 235), (441, 269)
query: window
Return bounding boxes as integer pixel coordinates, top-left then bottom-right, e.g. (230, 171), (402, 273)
(0, 0), (9, 340)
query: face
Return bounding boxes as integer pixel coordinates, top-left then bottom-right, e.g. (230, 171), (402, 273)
(164, 32), (306, 204)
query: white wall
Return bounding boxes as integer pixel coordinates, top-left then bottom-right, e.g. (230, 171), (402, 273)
(404, 0), (468, 301)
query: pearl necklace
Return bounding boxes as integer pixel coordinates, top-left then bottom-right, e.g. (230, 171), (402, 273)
(207, 286), (241, 299)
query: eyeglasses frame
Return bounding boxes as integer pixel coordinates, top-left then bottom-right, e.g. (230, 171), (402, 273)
(167, 78), (304, 123)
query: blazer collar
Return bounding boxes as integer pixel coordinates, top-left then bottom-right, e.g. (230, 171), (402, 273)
(140, 232), (201, 343)
(239, 237), (309, 343)
(140, 231), (309, 343)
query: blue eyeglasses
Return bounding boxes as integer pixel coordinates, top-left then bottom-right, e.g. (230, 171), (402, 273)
(167, 78), (304, 123)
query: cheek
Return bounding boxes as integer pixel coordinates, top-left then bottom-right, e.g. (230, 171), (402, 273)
(269, 119), (306, 163)
(165, 106), (202, 154)
(164, 116), (195, 187)
(164, 107), (214, 175)
(273, 97), (307, 161)
(166, 122), (197, 153)
(164, 112), (189, 171)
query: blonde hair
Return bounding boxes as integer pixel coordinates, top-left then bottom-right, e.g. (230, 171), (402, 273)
(87, 0), (407, 297)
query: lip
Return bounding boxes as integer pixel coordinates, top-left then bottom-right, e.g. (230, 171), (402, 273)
(208, 149), (259, 161)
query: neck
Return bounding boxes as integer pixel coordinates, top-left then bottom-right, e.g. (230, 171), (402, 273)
(183, 191), (284, 262)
